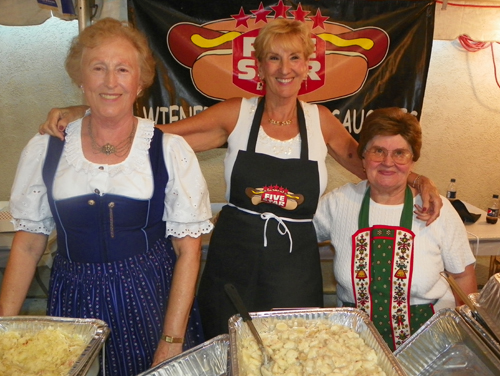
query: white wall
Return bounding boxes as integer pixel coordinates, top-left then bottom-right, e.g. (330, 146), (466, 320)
(1, 16), (499, 212)
(0, 17), (81, 202)
(418, 40), (500, 210)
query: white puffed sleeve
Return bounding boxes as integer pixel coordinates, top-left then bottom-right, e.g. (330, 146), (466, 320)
(162, 133), (214, 238)
(9, 133), (55, 235)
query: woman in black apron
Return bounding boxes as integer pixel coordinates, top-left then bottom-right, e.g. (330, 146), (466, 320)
(197, 96), (324, 337)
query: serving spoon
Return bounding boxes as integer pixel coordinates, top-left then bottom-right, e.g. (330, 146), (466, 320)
(224, 283), (274, 374)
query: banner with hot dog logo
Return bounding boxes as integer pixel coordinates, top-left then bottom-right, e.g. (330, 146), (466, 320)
(128, 0), (435, 140)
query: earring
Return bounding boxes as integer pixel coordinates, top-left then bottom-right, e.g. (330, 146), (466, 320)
(257, 75), (264, 91)
(80, 85), (84, 93)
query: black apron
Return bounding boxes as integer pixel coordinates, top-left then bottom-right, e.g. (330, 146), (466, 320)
(198, 98), (323, 338)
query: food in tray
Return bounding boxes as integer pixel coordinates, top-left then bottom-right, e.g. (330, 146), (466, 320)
(238, 318), (386, 376)
(0, 326), (88, 375)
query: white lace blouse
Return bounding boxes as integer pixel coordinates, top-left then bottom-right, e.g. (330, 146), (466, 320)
(10, 116), (213, 238)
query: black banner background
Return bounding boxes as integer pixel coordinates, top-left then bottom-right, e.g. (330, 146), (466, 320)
(127, 0), (435, 140)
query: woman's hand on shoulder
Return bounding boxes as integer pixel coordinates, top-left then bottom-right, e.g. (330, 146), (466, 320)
(412, 174), (443, 226)
(39, 105), (89, 140)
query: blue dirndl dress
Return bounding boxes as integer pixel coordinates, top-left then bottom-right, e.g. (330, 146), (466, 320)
(42, 128), (204, 376)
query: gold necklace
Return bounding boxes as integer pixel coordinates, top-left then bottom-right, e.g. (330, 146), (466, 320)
(267, 105), (296, 126)
(268, 118), (292, 126)
(88, 118), (136, 157)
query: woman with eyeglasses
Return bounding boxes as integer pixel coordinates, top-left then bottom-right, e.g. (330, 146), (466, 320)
(313, 107), (477, 351)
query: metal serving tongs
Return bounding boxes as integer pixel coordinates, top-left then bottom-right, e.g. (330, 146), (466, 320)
(224, 283), (274, 375)
(440, 271), (491, 331)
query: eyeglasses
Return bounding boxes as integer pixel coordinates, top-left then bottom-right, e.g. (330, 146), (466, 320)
(364, 146), (413, 165)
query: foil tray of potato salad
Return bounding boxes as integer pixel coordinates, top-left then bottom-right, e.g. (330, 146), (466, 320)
(228, 307), (406, 376)
(138, 334), (230, 376)
(0, 316), (110, 376)
(394, 309), (500, 376)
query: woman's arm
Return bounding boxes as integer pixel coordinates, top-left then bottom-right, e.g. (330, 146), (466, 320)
(447, 264), (477, 306)
(155, 98), (241, 152)
(318, 106), (366, 180)
(151, 235), (201, 365)
(318, 105), (442, 225)
(39, 98), (243, 152)
(0, 231), (48, 316)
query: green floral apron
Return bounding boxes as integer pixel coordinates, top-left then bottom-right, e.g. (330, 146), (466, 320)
(346, 186), (434, 350)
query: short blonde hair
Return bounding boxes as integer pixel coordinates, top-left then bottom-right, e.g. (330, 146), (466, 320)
(253, 18), (314, 62)
(357, 108), (422, 162)
(65, 17), (155, 91)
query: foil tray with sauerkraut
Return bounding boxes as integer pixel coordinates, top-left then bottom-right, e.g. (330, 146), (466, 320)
(0, 316), (109, 376)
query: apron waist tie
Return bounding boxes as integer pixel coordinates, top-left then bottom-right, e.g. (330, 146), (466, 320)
(227, 203), (312, 253)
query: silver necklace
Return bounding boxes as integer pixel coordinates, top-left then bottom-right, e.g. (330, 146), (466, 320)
(88, 118), (136, 157)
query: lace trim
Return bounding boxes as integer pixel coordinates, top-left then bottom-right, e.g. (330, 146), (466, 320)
(12, 218), (54, 235)
(166, 220), (214, 238)
(257, 127), (301, 156)
(64, 116), (154, 177)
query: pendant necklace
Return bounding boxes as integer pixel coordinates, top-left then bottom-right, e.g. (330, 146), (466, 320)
(88, 118), (136, 157)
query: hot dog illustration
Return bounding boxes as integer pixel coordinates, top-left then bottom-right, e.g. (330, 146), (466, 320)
(245, 186), (305, 210)
(167, 17), (389, 102)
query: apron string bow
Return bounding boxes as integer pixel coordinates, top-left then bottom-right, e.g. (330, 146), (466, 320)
(261, 212), (294, 253)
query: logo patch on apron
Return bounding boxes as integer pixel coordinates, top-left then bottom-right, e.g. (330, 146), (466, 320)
(245, 186), (304, 210)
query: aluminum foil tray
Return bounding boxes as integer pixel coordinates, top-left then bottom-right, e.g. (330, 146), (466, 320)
(0, 316), (110, 376)
(138, 334), (230, 376)
(457, 302), (500, 359)
(394, 309), (500, 376)
(474, 273), (500, 342)
(228, 307), (406, 376)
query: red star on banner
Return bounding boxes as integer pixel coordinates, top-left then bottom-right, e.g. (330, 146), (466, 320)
(290, 4), (310, 22)
(231, 6), (251, 27)
(309, 8), (329, 30)
(251, 2), (272, 24)
(271, 0), (291, 18)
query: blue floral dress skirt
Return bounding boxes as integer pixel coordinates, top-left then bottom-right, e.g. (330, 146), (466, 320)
(42, 130), (204, 376)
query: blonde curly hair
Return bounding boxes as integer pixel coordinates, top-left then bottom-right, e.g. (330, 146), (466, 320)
(253, 18), (314, 63)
